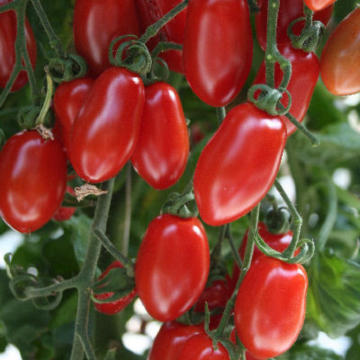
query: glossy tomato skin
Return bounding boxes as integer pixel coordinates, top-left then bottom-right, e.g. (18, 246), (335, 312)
(0, 0), (37, 91)
(148, 321), (205, 360)
(135, 0), (186, 74)
(183, 0), (253, 107)
(131, 82), (189, 190)
(0, 131), (67, 233)
(194, 103), (286, 226)
(70, 67), (145, 183)
(320, 8), (360, 96)
(94, 261), (136, 315)
(234, 256), (308, 359)
(255, 0), (333, 50)
(53, 77), (94, 156)
(52, 186), (76, 221)
(73, 0), (141, 77)
(176, 333), (230, 360)
(253, 43), (319, 136)
(135, 214), (210, 322)
(304, 0), (336, 11)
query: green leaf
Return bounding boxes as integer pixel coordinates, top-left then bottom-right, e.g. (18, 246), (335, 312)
(278, 343), (343, 360)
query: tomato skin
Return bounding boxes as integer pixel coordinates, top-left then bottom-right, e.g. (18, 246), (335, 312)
(176, 333), (230, 360)
(0, 0), (37, 91)
(320, 8), (360, 96)
(70, 67), (145, 183)
(148, 321), (205, 360)
(255, 0), (333, 50)
(53, 78), (94, 156)
(0, 131), (67, 233)
(131, 82), (189, 190)
(194, 103), (286, 226)
(253, 44), (319, 136)
(135, 214), (210, 322)
(234, 256), (308, 359)
(52, 186), (76, 222)
(183, 0), (253, 107)
(304, 0), (336, 12)
(94, 261), (136, 315)
(73, 0), (141, 77)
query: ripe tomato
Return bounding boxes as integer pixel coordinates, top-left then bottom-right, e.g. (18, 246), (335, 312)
(94, 261), (136, 315)
(148, 321), (205, 360)
(253, 43), (319, 136)
(320, 8), (360, 96)
(0, 131), (67, 233)
(135, 214), (210, 321)
(234, 256), (308, 359)
(70, 67), (145, 183)
(53, 77), (93, 156)
(176, 333), (229, 360)
(194, 103), (286, 226)
(131, 82), (189, 190)
(183, 0), (253, 107)
(304, 0), (336, 11)
(73, 0), (141, 77)
(255, 0), (333, 50)
(53, 186), (76, 222)
(135, 0), (186, 74)
(0, 0), (37, 91)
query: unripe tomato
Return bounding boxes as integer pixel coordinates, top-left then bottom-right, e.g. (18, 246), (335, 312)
(0, 0), (37, 91)
(304, 0), (337, 12)
(320, 7), (360, 96)
(194, 103), (286, 226)
(52, 186), (76, 222)
(234, 256), (308, 359)
(135, 214), (210, 321)
(131, 82), (189, 190)
(73, 0), (141, 77)
(183, 0), (253, 107)
(0, 131), (67, 233)
(253, 43), (319, 136)
(70, 67), (145, 183)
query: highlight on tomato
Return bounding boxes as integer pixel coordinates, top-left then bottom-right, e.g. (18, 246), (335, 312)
(183, 0), (253, 107)
(0, 131), (67, 233)
(135, 214), (210, 322)
(234, 256), (308, 359)
(194, 103), (286, 226)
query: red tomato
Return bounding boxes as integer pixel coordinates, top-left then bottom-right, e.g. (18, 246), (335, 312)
(0, 131), (67, 233)
(0, 0), (37, 91)
(320, 8), (360, 96)
(148, 321), (205, 360)
(53, 77), (94, 156)
(94, 261), (136, 315)
(73, 0), (141, 77)
(135, 0), (187, 74)
(135, 214), (210, 322)
(304, 0), (336, 12)
(183, 0), (253, 107)
(52, 186), (76, 222)
(194, 103), (286, 226)
(131, 82), (189, 190)
(176, 333), (229, 360)
(255, 0), (333, 50)
(70, 67), (145, 183)
(234, 256), (308, 359)
(253, 43), (319, 136)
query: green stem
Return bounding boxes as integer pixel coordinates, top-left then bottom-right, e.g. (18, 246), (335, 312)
(35, 68), (53, 126)
(210, 225), (227, 266)
(122, 163), (132, 256)
(226, 225), (242, 269)
(216, 107), (226, 125)
(0, 0), (18, 12)
(247, 0), (259, 13)
(151, 42), (183, 59)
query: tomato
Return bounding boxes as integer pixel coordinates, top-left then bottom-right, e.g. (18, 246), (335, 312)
(73, 0), (141, 77)
(194, 103), (286, 226)
(131, 82), (189, 190)
(0, 131), (67, 233)
(148, 321), (205, 360)
(0, 0), (37, 91)
(135, 0), (186, 74)
(255, 0), (333, 50)
(183, 0), (253, 107)
(320, 8), (360, 96)
(53, 77), (94, 157)
(234, 256), (308, 359)
(53, 186), (76, 222)
(135, 214), (210, 321)
(94, 261), (136, 315)
(253, 43), (319, 136)
(176, 333), (229, 360)
(70, 67), (145, 183)
(304, 0), (337, 12)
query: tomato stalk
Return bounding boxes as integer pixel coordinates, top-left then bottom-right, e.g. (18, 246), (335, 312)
(247, 0), (259, 13)
(226, 225), (243, 269)
(35, 68), (53, 127)
(216, 107), (226, 125)
(122, 163), (132, 256)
